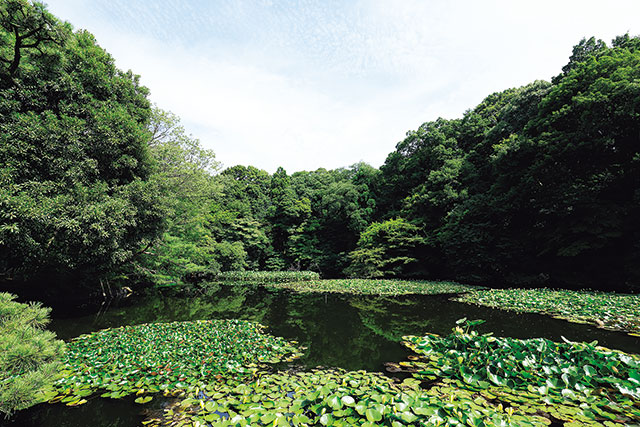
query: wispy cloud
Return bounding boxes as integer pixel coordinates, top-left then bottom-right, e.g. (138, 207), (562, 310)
(47, 0), (640, 172)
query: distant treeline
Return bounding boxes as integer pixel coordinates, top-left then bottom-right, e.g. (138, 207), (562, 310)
(1, 1), (638, 293)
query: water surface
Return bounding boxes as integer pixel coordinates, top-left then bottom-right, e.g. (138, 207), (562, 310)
(4, 285), (639, 426)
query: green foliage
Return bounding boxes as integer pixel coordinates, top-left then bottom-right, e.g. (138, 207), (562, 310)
(49, 319), (302, 405)
(0, 292), (64, 416)
(159, 319), (640, 427)
(3, 4), (639, 294)
(0, 2), (163, 286)
(216, 270), (320, 284)
(376, 35), (640, 290)
(217, 166), (272, 221)
(558, 36), (607, 77)
(454, 288), (640, 335)
(163, 369), (530, 427)
(126, 107), (229, 287)
(401, 320), (640, 425)
(0, 0), (66, 82)
(266, 279), (480, 296)
(345, 218), (427, 278)
(288, 164), (377, 275)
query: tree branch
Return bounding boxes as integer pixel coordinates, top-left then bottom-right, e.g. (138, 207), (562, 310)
(8, 27), (21, 77)
(20, 24), (45, 41)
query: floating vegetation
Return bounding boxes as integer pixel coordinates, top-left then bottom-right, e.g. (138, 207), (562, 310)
(400, 318), (640, 426)
(453, 288), (640, 335)
(265, 279), (481, 296)
(148, 319), (640, 426)
(158, 368), (531, 427)
(216, 271), (320, 283)
(46, 319), (303, 406)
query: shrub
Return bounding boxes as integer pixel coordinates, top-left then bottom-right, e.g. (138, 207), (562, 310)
(0, 293), (65, 417)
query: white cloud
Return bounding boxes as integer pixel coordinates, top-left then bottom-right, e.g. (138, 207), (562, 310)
(46, 0), (640, 172)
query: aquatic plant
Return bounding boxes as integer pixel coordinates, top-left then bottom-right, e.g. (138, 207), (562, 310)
(399, 318), (640, 425)
(47, 319), (303, 406)
(266, 279), (480, 296)
(0, 293), (65, 416)
(453, 288), (640, 335)
(158, 368), (538, 427)
(216, 271), (320, 283)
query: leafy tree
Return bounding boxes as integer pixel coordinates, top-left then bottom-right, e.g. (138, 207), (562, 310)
(345, 218), (426, 278)
(128, 107), (226, 286)
(0, 3), (163, 291)
(217, 165), (271, 221)
(210, 217), (270, 270)
(0, 0), (66, 83)
(287, 165), (377, 275)
(558, 36), (607, 77)
(265, 167), (311, 268)
(375, 36), (640, 290)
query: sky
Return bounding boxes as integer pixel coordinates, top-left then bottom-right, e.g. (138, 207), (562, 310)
(46, 0), (640, 173)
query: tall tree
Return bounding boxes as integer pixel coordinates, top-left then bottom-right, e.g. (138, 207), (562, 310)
(0, 0), (65, 83)
(0, 2), (163, 293)
(128, 107), (229, 286)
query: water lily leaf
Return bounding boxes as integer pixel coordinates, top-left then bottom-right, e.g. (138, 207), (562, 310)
(134, 396), (153, 404)
(341, 396), (355, 406)
(365, 408), (383, 422)
(400, 411), (418, 423)
(319, 413), (332, 425)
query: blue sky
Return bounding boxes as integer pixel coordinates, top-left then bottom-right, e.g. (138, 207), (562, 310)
(47, 0), (640, 173)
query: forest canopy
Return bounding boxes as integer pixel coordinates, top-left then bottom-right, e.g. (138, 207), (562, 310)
(0, 0), (638, 294)
(0, 0), (163, 291)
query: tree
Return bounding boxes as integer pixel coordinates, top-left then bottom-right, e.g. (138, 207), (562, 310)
(286, 165), (377, 275)
(128, 107), (225, 286)
(373, 36), (640, 290)
(439, 37), (640, 289)
(0, 292), (64, 416)
(345, 218), (426, 278)
(217, 165), (271, 221)
(265, 167), (311, 269)
(0, 4), (164, 293)
(558, 36), (606, 77)
(0, 0), (67, 83)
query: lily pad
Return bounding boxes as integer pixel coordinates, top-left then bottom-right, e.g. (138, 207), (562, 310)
(49, 319), (303, 402)
(453, 288), (640, 335)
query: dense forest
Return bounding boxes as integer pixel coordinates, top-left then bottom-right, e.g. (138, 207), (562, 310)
(1, 0), (639, 297)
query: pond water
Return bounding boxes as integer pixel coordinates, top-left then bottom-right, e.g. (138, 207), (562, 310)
(3, 285), (639, 426)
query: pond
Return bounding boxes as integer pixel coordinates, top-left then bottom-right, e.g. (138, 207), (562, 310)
(3, 284), (639, 427)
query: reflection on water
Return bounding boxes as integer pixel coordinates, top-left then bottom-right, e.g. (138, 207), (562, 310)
(4, 285), (639, 427)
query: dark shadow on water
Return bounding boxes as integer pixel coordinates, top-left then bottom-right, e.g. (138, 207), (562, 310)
(4, 285), (639, 427)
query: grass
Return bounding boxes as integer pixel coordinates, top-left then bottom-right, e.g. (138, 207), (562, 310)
(263, 279), (481, 296)
(453, 288), (640, 335)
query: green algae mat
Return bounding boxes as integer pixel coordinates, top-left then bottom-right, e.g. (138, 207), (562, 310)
(453, 288), (640, 335)
(265, 279), (481, 296)
(42, 319), (302, 406)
